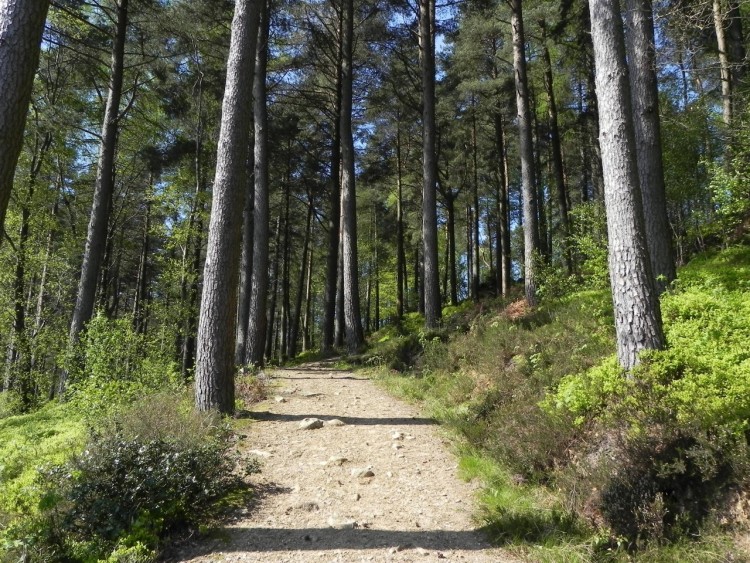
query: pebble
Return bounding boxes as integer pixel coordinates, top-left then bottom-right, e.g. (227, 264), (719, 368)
(324, 418), (346, 427)
(327, 455), (349, 466)
(351, 467), (375, 478)
(274, 396), (286, 403)
(327, 517), (357, 529)
(247, 449), (271, 458)
(299, 418), (324, 430)
(391, 431), (405, 440)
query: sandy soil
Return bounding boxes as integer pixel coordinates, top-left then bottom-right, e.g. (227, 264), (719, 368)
(168, 361), (518, 562)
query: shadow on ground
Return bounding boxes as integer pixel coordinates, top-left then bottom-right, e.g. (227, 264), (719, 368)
(238, 411), (436, 426)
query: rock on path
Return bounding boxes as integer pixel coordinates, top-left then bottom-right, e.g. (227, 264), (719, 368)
(169, 361), (518, 562)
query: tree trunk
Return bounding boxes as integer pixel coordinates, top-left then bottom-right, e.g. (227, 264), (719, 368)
(540, 26), (573, 274)
(713, 0), (733, 128)
(245, 0), (271, 366)
(446, 192), (458, 305)
(289, 197), (313, 358)
(132, 189), (151, 334)
(235, 142), (255, 365)
(494, 113), (511, 296)
(624, 0), (675, 294)
(194, 0), (260, 413)
(419, 0), (441, 328)
(0, 0), (50, 234)
(321, 3), (344, 354)
(510, 0), (539, 306)
(589, 0), (665, 369)
(302, 243), (314, 352)
(340, 0), (364, 352)
(280, 177), (291, 361)
(471, 100), (480, 301)
(266, 215), (282, 361)
(64, 0), (128, 394)
(396, 115), (406, 320)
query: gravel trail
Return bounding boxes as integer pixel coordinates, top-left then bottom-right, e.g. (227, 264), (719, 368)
(170, 361), (518, 562)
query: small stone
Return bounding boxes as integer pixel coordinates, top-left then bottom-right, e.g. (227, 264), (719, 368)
(416, 547), (430, 556)
(392, 443), (403, 450)
(353, 493), (361, 501)
(386, 471), (393, 478)
(299, 418), (324, 430)
(295, 502), (320, 512)
(274, 396), (286, 403)
(247, 449), (271, 458)
(437, 552), (446, 559)
(388, 546), (405, 554)
(391, 431), (405, 440)
(351, 467), (375, 478)
(324, 419), (346, 427)
(327, 456), (349, 466)
(327, 517), (357, 529)
(302, 392), (323, 398)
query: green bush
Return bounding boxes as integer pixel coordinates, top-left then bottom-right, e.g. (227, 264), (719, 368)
(65, 314), (180, 420)
(6, 393), (247, 562)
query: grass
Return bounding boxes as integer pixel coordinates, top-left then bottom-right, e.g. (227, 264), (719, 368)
(362, 246), (750, 562)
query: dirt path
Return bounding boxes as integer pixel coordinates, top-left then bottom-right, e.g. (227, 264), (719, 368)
(170, 361), (517, 562)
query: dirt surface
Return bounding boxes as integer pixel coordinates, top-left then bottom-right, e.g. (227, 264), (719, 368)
(170, 361), (517, 562)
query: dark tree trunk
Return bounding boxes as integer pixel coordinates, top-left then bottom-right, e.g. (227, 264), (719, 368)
(540, 25), (573, 274)
(624, 0), (675, 293)
(289, 197), (313, 358)
(235, 142), (255, 365)
(64, 0), (129, 394)
(340, 0), (364, 352)
(396, 116), (406, 320)
(0, 0), (50, 234)
(471, 100), (480, 301)
(194, 0), (260, 413)
(266, 216), (282, 361)
(445, 192), (458, 305)
(132, 189), (151, 335)
(245, 0), (271, 366)
(510, 0), (539, 306)
(321, 3), (344, 354)
(494, 113), (511, 296)
(419, 0), (441, 328)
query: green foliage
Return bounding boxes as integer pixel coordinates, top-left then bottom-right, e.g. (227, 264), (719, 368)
(65, 314), (180, 420)
(6, 393), (247, 562)
(569, 202), (610, 290)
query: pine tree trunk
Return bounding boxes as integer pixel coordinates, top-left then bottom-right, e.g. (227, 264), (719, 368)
(266, 215), (282, 361)
(280, 178), (291, 361)
(0, 0), (50, 234)
(321, 4), (344, 354)
(65, 0), (128, 393)
(302, 243), (314, 352)
(419, 0), (441, 328)
(471, 101), (480, 301)
(245, 0), (271, 366)
(494, 112), (511, 297)
(194, 0), (260, 413)
(235, 142), (255, 365)
(589, 0), (665, 369)
(510, 0), (539, 306)
(624, 0), (675, 294)
(289, 197), (313, 358)
(446, 193), (458, 305)
(340, 0), (364, 352)
(713, 0), (733, 128)
(132, 190), (151, 334)
(396, 116), (406, 320)
(540, 28), (573, 274)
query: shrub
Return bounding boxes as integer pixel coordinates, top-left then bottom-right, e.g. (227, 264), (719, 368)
(10, 393), (246, 562)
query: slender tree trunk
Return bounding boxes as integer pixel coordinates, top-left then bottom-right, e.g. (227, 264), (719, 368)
(64, 0), (128, 394)
(589, 0), (665, 369)
(302, 243), (314, 352)
(194, 0), (260, 413)
(340, 0), (364, 352)
(713, 0), (733, 128)
(533, 94), (548, 258)
(280, 177), (291, 361)
(396, 115), (406, 320)
(471, 99), (480, 301)
(494, 113), (511, 296)
(290, 197), (313, 357)
(266, 215), (282, 361)
(540, 26), (573, 274)
(510, 0), (539, 306)
(132, 189), (151, 334)
(0, 0), (50, 234)
(321, 3), (344, 353)
(445, 193), (458, 305)
(245, 0), (270, 366)
(374, 208), (380, 330)
(235, 141), (255, 365)
(419, 0), (441, 328)
(335, 221), (345, 347)
(624, 0), (675, 293)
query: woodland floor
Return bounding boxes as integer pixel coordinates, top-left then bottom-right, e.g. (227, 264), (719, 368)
(167, 361), (517, 562)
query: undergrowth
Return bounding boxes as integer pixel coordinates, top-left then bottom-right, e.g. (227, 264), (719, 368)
(366, 246), (750, 561)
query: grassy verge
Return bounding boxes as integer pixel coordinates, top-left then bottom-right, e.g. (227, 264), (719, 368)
(362, 247), (750, 561)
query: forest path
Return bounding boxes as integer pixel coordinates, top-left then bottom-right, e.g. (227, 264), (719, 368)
(170, 361), (518, 563)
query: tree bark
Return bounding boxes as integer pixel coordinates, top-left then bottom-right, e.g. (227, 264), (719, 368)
(289, 196), (313, 358)
(0, 0), (50, 235)
(245, 0), (270, 366)
(340, 0), (364, 352)
(419, 0), (441, 328)
(235, 142), (255, 365)
(540, 25), (573, 274)
(471, 100), (480, 301)
(494, 112), (511, 296)
(65, 0), (128, 392)
(395, 115), (406, 320)
(589, 0), (665, 369)
(510, 0), (539, 306)
(624, 0), (675, 294)
(265, 215), (282, 361)
(321, 3), (344, 354)
(194, 0), (260, 413)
